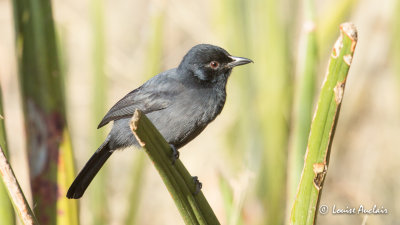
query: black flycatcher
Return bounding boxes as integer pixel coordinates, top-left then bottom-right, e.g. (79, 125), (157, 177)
(67, 44), (253, 199)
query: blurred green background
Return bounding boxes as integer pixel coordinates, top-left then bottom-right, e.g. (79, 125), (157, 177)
(0, 0), (399, 224)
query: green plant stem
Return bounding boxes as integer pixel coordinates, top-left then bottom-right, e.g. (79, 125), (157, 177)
(0, 145), (39, 225)
(12, 0), (78, 224)
(130, 110), (220, 225)
(254, 0), (291, 224)
(286, 0), (318, 219)
(89, 0), (108, 224)
(290, 23), (358, 225)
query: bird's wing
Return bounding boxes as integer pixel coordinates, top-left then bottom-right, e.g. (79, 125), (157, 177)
(98, 72), (182, 128)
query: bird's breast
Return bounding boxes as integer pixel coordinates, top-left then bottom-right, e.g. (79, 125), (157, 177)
(198, 91), (226, 124)
(146, 87), (226, 148)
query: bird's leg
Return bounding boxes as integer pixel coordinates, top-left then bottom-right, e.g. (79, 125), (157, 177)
(170, 144), (180, 165)
(192, 176), (203, 195)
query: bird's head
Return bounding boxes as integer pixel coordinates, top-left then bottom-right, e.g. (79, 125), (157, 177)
(178, 44), (253, 84)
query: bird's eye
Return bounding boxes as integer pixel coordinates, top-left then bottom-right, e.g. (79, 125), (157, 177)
(209, 61), (219, 69)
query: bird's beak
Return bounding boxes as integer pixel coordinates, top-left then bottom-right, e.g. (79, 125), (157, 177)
(228, 56), (253, 68)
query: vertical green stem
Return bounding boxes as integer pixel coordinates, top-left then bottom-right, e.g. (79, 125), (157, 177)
(12, 0), (78, 224)
(89, 0), (109, 224)
(290, 23), (358, 225)
(286, 0), (318, 219)
(253, 0), (291, 224)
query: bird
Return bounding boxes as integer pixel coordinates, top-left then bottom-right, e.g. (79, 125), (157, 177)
(67, 44), (253, 199)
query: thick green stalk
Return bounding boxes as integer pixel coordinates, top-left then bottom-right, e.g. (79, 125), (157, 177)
(130, 110), (220, 225)
(286, 0), (318, 219)
(252, 0), (291, 224)
(0, 146), (39, 225)
(0, 85), (16, 225)
(290, 23), (358, 225)
(89, 0), (109, 224)
(12, 0), (78, 224)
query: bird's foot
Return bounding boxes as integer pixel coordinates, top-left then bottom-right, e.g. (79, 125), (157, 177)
(192, 176), (203, 195)
(170, 144), (180, 165)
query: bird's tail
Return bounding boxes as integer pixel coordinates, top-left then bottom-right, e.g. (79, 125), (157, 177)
(67, 140), (113, 199)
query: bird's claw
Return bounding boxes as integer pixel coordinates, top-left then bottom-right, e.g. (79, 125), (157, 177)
(192, 176), (202, 195)
(170, 144), (179, 165)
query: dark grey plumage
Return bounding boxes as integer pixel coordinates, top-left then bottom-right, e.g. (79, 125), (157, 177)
(67, 44), (252, 199)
